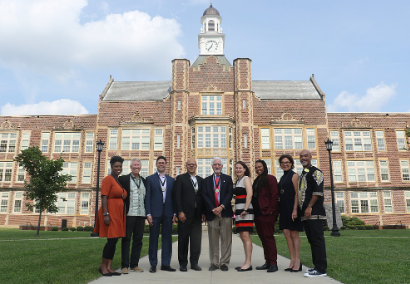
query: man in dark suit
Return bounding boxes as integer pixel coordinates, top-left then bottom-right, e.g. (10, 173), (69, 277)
(174, 158), (205, 272)
(119, 158), (147, 274)
(202, 157), (233, 272)
(145, 156), (176, 273)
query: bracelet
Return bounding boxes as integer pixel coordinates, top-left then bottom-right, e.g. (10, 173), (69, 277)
(103, 212), (109, 216)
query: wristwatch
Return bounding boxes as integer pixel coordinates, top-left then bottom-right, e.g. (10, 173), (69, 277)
(103, 212), (109, 216)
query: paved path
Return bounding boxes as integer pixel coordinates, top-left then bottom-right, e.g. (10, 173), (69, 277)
(89, 232), (342, 284)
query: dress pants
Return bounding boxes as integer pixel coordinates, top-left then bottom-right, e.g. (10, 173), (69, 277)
(207, 216), (232, 266)
(303, 219), (327, 273)
(254, 214), (278, 265)
(149, 211), (173, 266)
(178, 214), (202, 266)
(121, 216), (145, 269)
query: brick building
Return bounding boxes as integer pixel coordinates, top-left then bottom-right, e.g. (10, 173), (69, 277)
(1, 5), (409, 228)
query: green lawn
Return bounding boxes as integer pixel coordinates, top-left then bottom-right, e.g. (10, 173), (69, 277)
(252, 229), (410, 284)
(0, 228), (176, 284)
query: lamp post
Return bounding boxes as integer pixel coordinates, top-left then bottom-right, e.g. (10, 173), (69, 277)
(91, 140), (104, 237)
(325, 138), (341, 236)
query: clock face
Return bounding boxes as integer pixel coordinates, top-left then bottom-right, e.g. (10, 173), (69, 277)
(205, 40), (218, 52)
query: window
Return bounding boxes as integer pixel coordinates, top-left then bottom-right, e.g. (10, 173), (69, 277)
(109, 129), (118, 150)
(122, 129), (150, 150)
(274, 128), (302, 149)
(208, 20), (215, 31)
(197, 126), (226, 148)
(383, 191), (393, 213)
(201, 95), (222, 115)
(54, 132), (80, 153)
(243, 100), (247, 109)
(85, 132), (94, 153)
(177, 134), (180, 149)
(154, 129), (163, 150)
(41, 132), (50, 152)
(0, 162), (13, 182)
(57, 192), (75, 214)
(229, 127), (232, 148)
(330, 131), (340, 151)
(80, 192), (90, 215)
(244, 134), (247, 148)
(405, 191), (410, 212)
(197, 158), (227, 178)
(62, 162), (78, 183)
(263, 159), (272, 174)
(275, 159), (317, 178)
(20, 132), (30, 151)
(350, 191), (378, 213)
(82, 162), (92, 184)
(191, 128), (195, 149)
(335, 192), (345, 213)
(379, 160), (390, 181)
(306, 128), (316, 149)
(0, 192), (9, 213)
(333, 161), (343, 182)
(396, 130), (407, 150)
(344, 131), (372, 151)
(0, 132), (17, 153)
(176, 166), (180, 176)
(400, 160), (410, 181)
(17, 167), (25, 182)
(347, 161), (375, 182)
(140, 160), (149, 177)
(261, 129), (270, 149)
(13, 192), (23, 213)
(177, 100), (181, 110)
(375, 131), (386, 151)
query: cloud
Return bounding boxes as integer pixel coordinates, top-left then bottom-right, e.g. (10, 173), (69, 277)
(1, 99), (89, 115)
(328, 82), (397, 112)
(0, 0), (185, 81)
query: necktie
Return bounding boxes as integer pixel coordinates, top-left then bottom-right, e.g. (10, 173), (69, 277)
(214, 175), (220, 207)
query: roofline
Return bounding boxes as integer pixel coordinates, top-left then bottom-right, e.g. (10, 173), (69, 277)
(0, 114), (97, 118)
(328, 112), (410, 115)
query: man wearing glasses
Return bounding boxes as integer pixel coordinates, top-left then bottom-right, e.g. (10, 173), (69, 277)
(202, 157), (233, 271)
(174, 158), (205, 272)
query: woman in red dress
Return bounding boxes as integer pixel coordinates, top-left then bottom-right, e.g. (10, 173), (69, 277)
(93, 156), (127, 276)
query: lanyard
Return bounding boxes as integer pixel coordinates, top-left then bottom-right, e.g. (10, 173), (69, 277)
(131, 175), (141, 189)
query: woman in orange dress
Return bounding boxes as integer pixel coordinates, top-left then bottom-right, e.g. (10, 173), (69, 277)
(93, 156), (127, 276)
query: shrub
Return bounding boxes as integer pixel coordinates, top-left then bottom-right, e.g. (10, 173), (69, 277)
(52, 226), (59, 231)
(62, 227), (69, 231)
(342, 215), (366, 228)
(70, 227), (77, 232)
(84, 226), (94, 231)
(76, 226), (84, 231)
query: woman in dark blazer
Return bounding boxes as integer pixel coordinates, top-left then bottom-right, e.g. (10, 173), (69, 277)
(252, 159), (280, 273)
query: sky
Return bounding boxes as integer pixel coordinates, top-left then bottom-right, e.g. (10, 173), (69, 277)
(0, 0), (409, 115)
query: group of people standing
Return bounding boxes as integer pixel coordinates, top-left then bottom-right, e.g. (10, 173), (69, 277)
(93, 149), (328, 278)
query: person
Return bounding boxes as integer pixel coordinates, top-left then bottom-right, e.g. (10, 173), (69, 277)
(174, 158), (205, 272)
(299, 149), (328, 277)
(119, 158), (147, 274)
(278, 154), (303, 272)
(233, 161), (254, 272)
(202, 157), (233, 272)
(93, 155), (127, 277)
(252, 159), (279, 273)
(145, 156), (176, 273)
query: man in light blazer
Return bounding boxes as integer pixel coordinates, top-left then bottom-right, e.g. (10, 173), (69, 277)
(145, 156), (176, 273)
(174, 158), (205, 272)
(202, 157), (233, 272)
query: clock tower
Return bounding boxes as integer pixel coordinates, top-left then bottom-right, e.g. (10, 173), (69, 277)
(198, 4), (225, 55)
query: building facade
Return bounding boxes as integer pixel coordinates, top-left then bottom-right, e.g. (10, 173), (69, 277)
(1, 5), (409, 228)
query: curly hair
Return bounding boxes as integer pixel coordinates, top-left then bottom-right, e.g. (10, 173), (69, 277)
(278, 154), (295, 169)
(110, 155), (124, 165)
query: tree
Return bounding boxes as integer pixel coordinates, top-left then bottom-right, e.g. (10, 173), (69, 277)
(14, 146), (71, 236)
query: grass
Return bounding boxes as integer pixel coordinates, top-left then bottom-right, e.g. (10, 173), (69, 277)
(0, 228), (177, 284)
(251, 229), (410, 284)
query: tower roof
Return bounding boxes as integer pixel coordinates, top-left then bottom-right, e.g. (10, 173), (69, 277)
(203, 4), (220, 16)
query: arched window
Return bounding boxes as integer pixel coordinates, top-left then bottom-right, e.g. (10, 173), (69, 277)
(208, 20), (215, 31)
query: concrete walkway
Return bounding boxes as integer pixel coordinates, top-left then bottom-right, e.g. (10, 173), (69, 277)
(89, 233), (342, 284)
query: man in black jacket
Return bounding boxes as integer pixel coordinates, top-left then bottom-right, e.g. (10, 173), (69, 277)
(119, 158), (147, 274)
(174, 158), (205, 272)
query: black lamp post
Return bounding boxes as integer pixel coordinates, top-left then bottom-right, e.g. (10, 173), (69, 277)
(325, 138), (341, 236)
(91, 140), (104, 237)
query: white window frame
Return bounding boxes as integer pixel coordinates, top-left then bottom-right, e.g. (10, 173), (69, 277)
(344, 131), (372, 151)
(330, 131), (340, 152)
(57, 192), (76, 214)
(0, 132), (17, 153)
(0, 162), (13, 182)
(197, 158), (227, 178)
(154, 129), (163, 150)
(306, 128), (316, 150)
(405, 191), (410, 213)
(201, 95), (222, 115)
(400, 160), (410, 181)
(350, 191), (379, 213)
(122, 129), (150, 150)
(197, 126), (227, 148)
(16, 167), (25, 183)
(275, 159), (317, 178)
(53, 132), (81, 153)
(13, 191), (24, 213)
(0, 192), (9, 213)
(375, 130), (386, 151)
(335, 191), (345, 214)
(347, 160), (375, 182)
(41, 132), (50, 152)
(261, 128), (270, 150)
(177, 100), (182, 110)
(383, 191), (393, 213)
(20, 131), (31, 151)
(379, 160), (390, 182)
(333, 160), (343, 183)
(274, 128), (302, 150)
(244, 134), (247, 148)
(109, 129), (118, 150)
(177, 134), (181, 149)
(242, 99), (247, 109)
(85, 132), (94, 153)
(396, 130), (407, 150)
(62, 162), (78, 183)
(82, 162), (92, 184)
(80, 192), (90, 215)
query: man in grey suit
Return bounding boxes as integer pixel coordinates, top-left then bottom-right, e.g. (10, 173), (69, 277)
(174, 158), (205, 272)
(145, 156), (176, 273)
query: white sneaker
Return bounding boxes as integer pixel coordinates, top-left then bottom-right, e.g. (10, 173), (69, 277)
(306, 267), (314, 273)
(304, 269), (327, 277)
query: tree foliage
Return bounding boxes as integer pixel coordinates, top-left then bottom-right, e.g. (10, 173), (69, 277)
(14, 146), (71, 235)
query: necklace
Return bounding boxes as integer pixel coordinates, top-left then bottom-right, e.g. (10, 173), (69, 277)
(158, 174), (166, 192)
(111, 173), (125, 199)
(235, 175), (245, 187)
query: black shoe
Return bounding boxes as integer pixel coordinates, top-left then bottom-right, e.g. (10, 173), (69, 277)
(149, 266), (156, 273)
(220, 264), (229, 271)
(209, 264), (219, 271)
(191, 265), (202, 271)
(180, 265), (187, 272)
(284, 267), (293, 271)
(110, 271), (121, 276)
(267, 264), (278, 273)
(235, 266), (241, 271)
(161, 265), (176, 272)
(256, 263), (270, 270)
(291, 262), (302, 272)
(238, 266), (252, 272)
(98, 267), (112, 277)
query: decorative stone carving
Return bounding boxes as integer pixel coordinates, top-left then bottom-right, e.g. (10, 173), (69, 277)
(0, 120), (12, 129)
(270, 112), (304, 125)
(63, 119), (74, 129)
(342, 118), (371, 128)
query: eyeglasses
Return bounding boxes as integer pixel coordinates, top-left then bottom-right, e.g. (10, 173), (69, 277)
(213, 163), (222, 166)
(280, 161), (291, 165)
(187, 164), (197, 167)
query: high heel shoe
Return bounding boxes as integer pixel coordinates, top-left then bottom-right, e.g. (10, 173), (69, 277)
(99, 267), (112, 276)
(291, 262), (302, 272)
